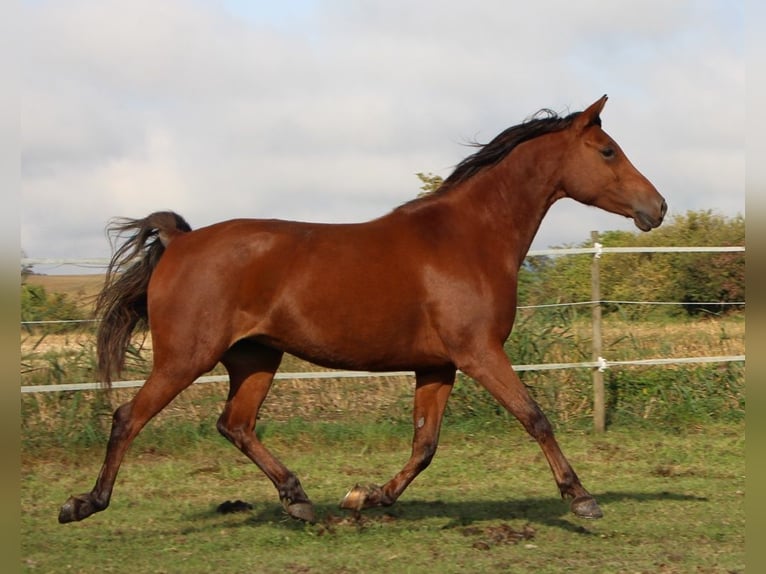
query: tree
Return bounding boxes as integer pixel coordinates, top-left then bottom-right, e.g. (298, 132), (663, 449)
(415, 172), (443, 196)
(654, 211), (745, 314)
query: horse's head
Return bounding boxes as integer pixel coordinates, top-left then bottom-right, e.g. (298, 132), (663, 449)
(559, 95), (666, 231)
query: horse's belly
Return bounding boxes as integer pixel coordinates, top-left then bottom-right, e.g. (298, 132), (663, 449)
(254, 302), (449, 372)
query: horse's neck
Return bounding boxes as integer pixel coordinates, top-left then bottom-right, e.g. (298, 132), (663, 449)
(443, 153), (565, 269)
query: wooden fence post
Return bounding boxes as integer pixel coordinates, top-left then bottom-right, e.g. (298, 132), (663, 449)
(591, 230), (605, 432)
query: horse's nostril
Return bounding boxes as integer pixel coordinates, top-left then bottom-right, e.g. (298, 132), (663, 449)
(660, 199), (667, 218)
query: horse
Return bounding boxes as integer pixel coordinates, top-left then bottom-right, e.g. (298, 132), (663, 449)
(58, 95), (666, 525)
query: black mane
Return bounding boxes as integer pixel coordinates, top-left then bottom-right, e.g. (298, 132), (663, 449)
(439, 109), (582, 192)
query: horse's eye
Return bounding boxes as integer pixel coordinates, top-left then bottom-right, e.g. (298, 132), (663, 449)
(601, 147), (616, 159)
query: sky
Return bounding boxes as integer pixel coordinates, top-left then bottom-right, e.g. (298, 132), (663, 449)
(21, 0), (745, 273)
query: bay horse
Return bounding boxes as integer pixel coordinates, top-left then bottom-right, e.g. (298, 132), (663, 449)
(59, 95), (666, 525)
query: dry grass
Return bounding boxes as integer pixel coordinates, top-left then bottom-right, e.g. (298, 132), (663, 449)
(596, 316), (745, 359)
(24, 273), (104, 309)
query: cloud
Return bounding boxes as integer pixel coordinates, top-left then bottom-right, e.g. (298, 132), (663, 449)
(21, 0), (744, 268)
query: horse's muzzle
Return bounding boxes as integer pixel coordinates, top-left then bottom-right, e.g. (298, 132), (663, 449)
(634, 197), (667, 231)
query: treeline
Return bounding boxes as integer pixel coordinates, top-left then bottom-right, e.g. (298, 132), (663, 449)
(518, 210), (745, 317)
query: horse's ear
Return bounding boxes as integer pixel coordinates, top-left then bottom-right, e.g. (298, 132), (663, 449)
(574, 95), (608, 131)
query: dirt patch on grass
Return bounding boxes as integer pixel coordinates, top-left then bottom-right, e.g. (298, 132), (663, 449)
(461, 523), (537, 550)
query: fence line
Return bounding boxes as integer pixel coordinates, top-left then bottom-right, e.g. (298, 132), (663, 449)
(20, 354), (746, 394)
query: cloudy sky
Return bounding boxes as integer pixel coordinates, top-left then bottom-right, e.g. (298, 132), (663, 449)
(22, 0), (744, 273)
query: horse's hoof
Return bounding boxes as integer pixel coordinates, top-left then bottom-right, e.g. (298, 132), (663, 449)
(285, 501), (316, 523)
(571, 495), (603, 519)
(58, 498), (78, 524)
(340, 484), (369, 511)
(340, 483), (393, 511)
(58, 494), (96, 523)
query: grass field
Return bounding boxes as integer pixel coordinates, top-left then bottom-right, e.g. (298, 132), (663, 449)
(21, 420), (744, 573)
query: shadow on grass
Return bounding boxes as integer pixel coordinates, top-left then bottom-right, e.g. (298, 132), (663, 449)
(180, 490), (708, 535)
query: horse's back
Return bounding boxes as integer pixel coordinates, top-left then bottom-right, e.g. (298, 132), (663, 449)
(146, 215), (457, 370)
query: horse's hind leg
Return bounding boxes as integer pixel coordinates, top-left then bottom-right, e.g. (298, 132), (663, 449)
(341, 366), (455, 511)
(217, 341), (315, 522)
(58, 369), (197, 523)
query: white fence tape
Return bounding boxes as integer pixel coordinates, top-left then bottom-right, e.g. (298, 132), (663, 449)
(21, 355), (745, 394)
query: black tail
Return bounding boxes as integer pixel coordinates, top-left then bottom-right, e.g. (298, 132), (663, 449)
(95, 211), (192, 385)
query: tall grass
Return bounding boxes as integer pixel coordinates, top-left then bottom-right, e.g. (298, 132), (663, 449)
(21, 332), (149, 451)
(444, 308), (744, 430)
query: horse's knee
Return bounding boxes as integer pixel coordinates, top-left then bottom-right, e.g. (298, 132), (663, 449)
(515, 402), (554, 440)
(112, 402), (131, 425)
(529, 407), (553, 438)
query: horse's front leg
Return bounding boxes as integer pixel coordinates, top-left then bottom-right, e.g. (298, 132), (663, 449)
(340, 366), (455, 512)
(458, 344), (603, 519)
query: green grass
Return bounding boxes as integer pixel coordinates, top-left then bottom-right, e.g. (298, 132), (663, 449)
(21, 420), (744, 573)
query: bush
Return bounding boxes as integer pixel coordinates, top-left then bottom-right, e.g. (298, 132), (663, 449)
(21, 283), (89, 334)
(519, 210), (745, 318)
